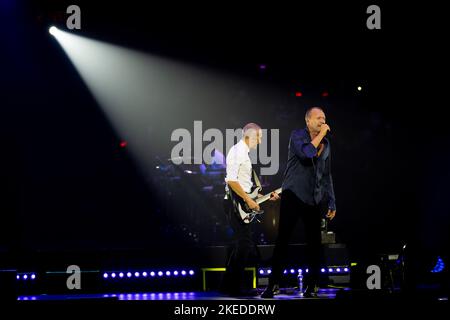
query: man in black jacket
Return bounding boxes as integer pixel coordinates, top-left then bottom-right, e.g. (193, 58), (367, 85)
(262, 107), (336, 298)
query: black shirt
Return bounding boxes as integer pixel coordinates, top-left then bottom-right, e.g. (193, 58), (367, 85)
(281, 128), (336, 210)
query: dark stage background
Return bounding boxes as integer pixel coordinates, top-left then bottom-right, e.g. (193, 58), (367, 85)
(1, 1), (448, 279)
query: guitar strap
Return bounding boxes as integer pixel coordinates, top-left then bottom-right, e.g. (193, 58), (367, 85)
(252, 169), (262, 190)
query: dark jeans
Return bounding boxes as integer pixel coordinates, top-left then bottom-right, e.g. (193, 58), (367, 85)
(269, 189), (324, 287)
(222, 198), (254, 292)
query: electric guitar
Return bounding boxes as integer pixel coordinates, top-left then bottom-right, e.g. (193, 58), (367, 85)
(228, 187), (282, 224)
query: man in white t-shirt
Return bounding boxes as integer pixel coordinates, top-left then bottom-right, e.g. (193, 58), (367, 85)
(222, 123), (279, 296)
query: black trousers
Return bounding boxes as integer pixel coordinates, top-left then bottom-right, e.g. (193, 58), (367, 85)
(269, 189), (325, 287)
(222, 198), (254, 292)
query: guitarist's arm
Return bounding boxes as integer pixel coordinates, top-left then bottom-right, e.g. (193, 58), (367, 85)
(227, 181), (260, 211)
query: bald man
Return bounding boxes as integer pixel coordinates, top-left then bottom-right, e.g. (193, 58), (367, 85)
(222, 123), (279, 296)
(262, 107), (336, 298)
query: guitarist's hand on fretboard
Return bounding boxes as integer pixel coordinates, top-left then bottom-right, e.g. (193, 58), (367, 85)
(269, 192), (281, 201)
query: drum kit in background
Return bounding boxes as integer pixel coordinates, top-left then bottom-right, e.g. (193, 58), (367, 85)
(151, 156), (228, 245)
(150, 156), (280, 246)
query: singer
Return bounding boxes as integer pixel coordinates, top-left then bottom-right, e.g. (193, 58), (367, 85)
(262, 106), (337, 298)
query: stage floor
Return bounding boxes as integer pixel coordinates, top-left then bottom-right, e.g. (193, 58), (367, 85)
(17, 287), (340, 301)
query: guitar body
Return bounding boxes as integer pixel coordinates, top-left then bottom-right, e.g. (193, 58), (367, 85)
(227, 186), (282, 224)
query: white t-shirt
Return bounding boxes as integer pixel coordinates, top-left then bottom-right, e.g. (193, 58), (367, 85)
(225, 139), (253, 193)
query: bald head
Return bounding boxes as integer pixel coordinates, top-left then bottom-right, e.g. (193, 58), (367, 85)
(305, 107), (326, 134)
(305, 107), (324, 121)
(242, 122), (262, 149)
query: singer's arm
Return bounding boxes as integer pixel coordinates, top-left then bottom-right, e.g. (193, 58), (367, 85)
(291, 131), (317, 160)
(310, 124), (330, 148)
(325, 148), (336, 219)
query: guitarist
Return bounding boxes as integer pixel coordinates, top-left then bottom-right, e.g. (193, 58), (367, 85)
(222, 123), (280, 296)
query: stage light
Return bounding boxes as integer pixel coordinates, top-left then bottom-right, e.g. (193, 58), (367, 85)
(119, 272), (124, 278)
(259, 269), (264, 275)
(321, 268), (326, 273)
(298, 269), (303, 274)
(305, 269), (309, 273)
(344, 268), (349, 272)
(142, 272), (148, 277)
(111, 273), (116, 278)
(295, 92), (303, 97)
(16, 275), (19, 280)
(126, 272), (132, 278)
(173, 271), (178, 276)
(150, 271), (155, 277)
(166, 271), (171, 276)
(134, 272), (140, 277)
(103, 273), (108, 279)
(336, 268), (341, 273)
(158, 271), (163, 277)
(290, 269), (295, 274)
(189, 270), (195, 276)
(119, 141), (127, 148)
(181, 270), (187, 276)
(328, 268), (333, 273)
(31, 274), (36, 280)
(283, 269), (287, 274)
(23, 275), (28, 280)
(268, 270), (272, 274)
(431, 256), (445, 273)
(357, 86), (362, 91)
(49, 26), (58, 36)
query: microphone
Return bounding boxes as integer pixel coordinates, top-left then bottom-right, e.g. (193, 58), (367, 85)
(322, 125), (331, 137)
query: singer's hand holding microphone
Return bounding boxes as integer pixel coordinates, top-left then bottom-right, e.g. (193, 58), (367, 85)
(319, 124), (331, 137)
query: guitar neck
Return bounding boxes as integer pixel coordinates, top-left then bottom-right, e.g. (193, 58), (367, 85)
(255, 188), (282, 205)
